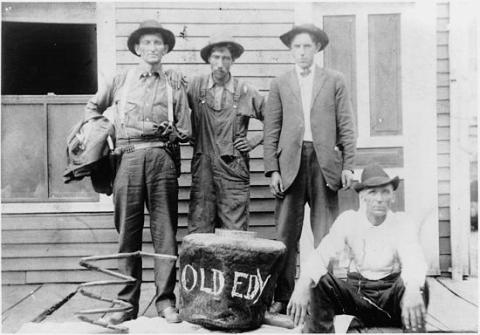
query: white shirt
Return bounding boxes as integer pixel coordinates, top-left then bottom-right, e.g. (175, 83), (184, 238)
(302, 209), (427, 289)
(295, 65), (315, 141)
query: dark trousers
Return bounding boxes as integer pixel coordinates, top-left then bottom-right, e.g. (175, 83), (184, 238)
(274, 142), (339, 302)
(304, 272), (430, 333)
(113, 147), (178, 315)
(188, 153), (250, 233)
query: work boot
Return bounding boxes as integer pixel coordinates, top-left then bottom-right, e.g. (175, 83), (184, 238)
(158, 306), (181, 323)
(100, 311), (136, 325)
(269, 301), (287, 314)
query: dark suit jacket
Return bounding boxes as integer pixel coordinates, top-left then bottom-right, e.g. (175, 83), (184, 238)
(263, 66), (356, 192)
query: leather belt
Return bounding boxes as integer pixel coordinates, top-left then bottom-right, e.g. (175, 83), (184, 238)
(114, 141), (166, 154)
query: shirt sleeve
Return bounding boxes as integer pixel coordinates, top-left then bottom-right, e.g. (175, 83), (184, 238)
(173, 85), (192, 142)
(301, 212), (350, 285)
(84, 72), (120, 119)
(396, 214), (428, 289)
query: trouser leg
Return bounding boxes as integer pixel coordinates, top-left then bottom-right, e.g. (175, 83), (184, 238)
(306, 145), (339, 249)
(144, 148), (179, 313)
(273, 149), (308, 303)
(113, 150), (146, 315)
(188, 154), (216, 233)
(304, 273), (372, 333)
(215, 155), (250, 231)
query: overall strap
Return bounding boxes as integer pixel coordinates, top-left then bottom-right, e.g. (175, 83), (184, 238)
(232, 78), (240, 108)
(199, 75), (209, 101)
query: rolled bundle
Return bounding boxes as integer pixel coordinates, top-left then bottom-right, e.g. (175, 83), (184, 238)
(179, 229), (286, 331)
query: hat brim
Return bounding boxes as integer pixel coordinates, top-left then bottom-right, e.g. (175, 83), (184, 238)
(127, 27), (176, 56)
(354, 176), (400, 193)
(200, 41), (244, 63)
(280, 27), (329, 52)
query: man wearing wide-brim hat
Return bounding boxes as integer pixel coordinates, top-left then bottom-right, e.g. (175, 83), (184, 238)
(287, 164), (429, 332)
(84, 20), (191, 324)
(185, 32), (265, 234)
(263, 23), (356, 314)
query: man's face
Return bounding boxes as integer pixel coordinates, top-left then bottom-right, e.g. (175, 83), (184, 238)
(135, 33), (168, 65)
(209, 47), (233, 81)
(290, 32), (321, 69)
(361, 184), (395, 219)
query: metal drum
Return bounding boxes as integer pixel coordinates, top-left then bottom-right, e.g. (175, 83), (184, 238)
(179, 229), (286, 331)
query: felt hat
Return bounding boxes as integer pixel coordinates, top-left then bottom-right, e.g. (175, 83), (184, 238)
(200, 32), (244, 63)
(280, 23), (329, 52)
(127, 20), (176, 56)
(354, 164), (400, 192)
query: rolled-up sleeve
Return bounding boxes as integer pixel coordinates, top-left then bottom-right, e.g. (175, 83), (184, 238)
(302, 213), (349, 285)
(174, 86), (192, 142)
(396, 215), (428, 289)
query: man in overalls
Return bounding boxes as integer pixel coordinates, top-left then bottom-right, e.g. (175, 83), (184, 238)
(84, 20), (191, 324)
(187, 33), (265, 233)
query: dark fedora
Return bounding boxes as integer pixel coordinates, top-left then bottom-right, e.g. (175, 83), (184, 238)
(200, 32), (244, 63)
(280, 23), (329, 52)
(354, 164), (400, 192)
(127, 20), (176, 56)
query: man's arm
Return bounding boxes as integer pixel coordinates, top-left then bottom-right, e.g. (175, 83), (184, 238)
(173, 86), (192, 142)
(263, 78), (282, 175)
(334, 74), (356, 188)
(397, 216), (428, 331)
(287, 213), (350, 327)
(84, 72), (118, 119)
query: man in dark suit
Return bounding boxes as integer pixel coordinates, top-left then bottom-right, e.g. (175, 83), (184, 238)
(263, 24), (356, 314)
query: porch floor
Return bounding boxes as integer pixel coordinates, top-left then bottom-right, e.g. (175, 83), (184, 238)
(2, 277), (477, 333)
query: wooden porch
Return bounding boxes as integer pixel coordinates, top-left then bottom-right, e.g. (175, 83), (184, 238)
(2, 276), (477, 333)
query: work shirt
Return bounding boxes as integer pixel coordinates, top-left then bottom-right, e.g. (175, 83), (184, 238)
(295, 64), (315, 142)
(187, 74), (265, 157)
(85, 65), (191, 141)
(302, 209), (427, 290)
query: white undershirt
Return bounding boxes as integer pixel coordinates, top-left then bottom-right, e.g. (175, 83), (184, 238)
(295, 64), (315, 142)
(302, 209), (428, 289)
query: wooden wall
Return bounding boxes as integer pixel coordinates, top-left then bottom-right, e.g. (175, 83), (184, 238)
(436, 1), (452, 274)
(1, 2), (429, 284)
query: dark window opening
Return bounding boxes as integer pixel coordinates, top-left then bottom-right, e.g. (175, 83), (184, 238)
(2, 21), (97, 95)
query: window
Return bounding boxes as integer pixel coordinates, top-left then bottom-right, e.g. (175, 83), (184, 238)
(2, 21), (97, 95)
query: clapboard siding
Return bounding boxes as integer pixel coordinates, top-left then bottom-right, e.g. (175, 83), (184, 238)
(436, 1), (451, 273)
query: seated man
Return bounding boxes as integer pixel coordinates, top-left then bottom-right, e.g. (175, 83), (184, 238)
(287, 164), (429, 333)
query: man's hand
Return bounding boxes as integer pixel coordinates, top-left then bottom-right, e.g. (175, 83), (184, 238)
(341, 169), (354, 189)
(165, 69), (188, 89)
(269, 171), (284, 199)
(287, 277), (312, 328)
(234, 137), (253, 152)
(401, 287), (426, 332)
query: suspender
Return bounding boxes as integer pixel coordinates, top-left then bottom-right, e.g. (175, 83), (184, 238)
(165, 73), (174, 125)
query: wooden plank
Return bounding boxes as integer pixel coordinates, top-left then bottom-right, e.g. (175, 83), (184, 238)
(437, 153), (450, 168)
(438, 180), (450, 194)
(116, 22), (293, 37)
(437, 277), (478, 306)
(439, 254), (451, 273)
(437, 101), (450, 114)
(117, 49), (293, 65)
(437, 86), (450, 101)
(47, 103), (98, 200)
(25, 269), (156, 284)
(437, 140), (450, 155)
(1, 271), (26, 285)
(437, 126), (450, 140)
(427, 278), (478, 332)
(1, 284), (78, 333)
(437, 113), (450, 127)
(437, 59), (449, 73)
(437, 17), (449, 32)
(437, 45), (449, 59)
(439, 207), (450, 221)
(1, 104), (48, 201)
(368, 14), (402, 136)
(323, 15), (357, 129)
(437, 30), (449, 46)
(116, 36), (288, 51)
(116, 2), (294, 10)
(115, 8), (294, 24)
(1, 2), (96, 24)
(439, 220), (450, 237)
(439, 236), (451, 255)
(438, 194), (450, 207)
(1, 284), (41, 313)
(1, 225), (277, 245)
(436, 2), (449, 19)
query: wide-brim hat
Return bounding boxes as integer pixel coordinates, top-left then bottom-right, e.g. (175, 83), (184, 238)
(127, 20), (176, 56)
(354, 164), (400, 192)
(280, 23), (329, 52)
(200, 32), (244, 63)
